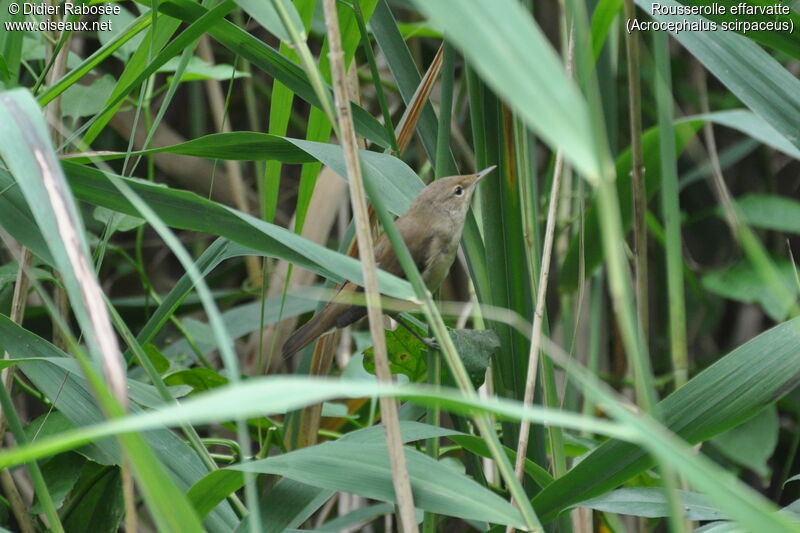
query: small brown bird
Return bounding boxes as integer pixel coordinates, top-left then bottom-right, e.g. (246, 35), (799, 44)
(282, 165), (497, 357)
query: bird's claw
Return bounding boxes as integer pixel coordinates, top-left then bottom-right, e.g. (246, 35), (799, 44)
(422, 337), (440, 351)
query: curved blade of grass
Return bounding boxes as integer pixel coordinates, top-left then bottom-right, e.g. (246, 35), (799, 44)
(60, 161), (415, 300)
(1, 363), (798, 532)
(81, 1), (234, 145)
(0, 89), (127, 403)
(731, 194), (800, 234)
(64, 133), (423, 216)
(591, 0), (623, 60)
(572, 487), (726, 520)
(158, 0), (390, 148)
(38, 11), (152, 106)
(0, 315), (239, 531)
(0, 167), (52, 263)
(0, 376), (636, 467)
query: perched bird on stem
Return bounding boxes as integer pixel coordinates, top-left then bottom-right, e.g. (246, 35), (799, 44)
(282, 165), (497, 357)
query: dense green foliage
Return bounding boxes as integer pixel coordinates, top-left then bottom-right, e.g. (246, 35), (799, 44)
(1, 0), (800, 531)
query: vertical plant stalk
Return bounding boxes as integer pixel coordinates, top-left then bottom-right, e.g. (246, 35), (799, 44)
(434, 44), (456, 177)
(692, 65), (796, 317)
(0, 248), (31, 428)
(297, 334), (338, 448)
(395, 45), (444, 153)
(653, 34), (688, 389)
(44, 11), (71, 353)
(0, 249), (62, 533)
(0, 248), (37, 533)
(623, 0), (648, 341)
(272, 0), (336, 125)
(511, 150), (565, 485)
(511, 32), (575, 511)
(322, 1), (419, 531)
(423, 41), (455, 533)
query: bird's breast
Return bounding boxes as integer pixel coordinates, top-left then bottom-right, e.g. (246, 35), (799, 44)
(422, 234), (459, 291)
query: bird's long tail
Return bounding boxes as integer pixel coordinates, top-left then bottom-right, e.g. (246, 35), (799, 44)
(282, 302), (342, 358)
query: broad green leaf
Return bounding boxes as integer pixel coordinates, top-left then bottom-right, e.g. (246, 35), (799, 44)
(532, 317), (800, 522)
(698, 110), (800, 160)
(93, 206), (145, 233)
(65, 133), (423, 216)
(24, 413), (108, 466)
(158, 56), (248, 82)
(164, 368), (228, 394)
(30, 453), (85, 513)
(235, 478), (332, 533)
(233, 0), (302, 42)
(710, 405), (778, 480)
(338, 421), (460, 444)
(64, 463), (125, 533)
(229, 441), (526, 528)
(447, 329), (500, 388)
(731, 194), (800, 234)
(60, 75), (116, 120)
(188, 469), (245, 520)
(62, 464), (124, 533)
(573, 488), (725, 521)
(98, 5), (145, 61)
(363, 326), (428, 382)
(0, 355), (187, 409)
(196, 422), (454, 526)
(450, 434), (554, 490)
(701, 257), (798, 321)
(317, 503), (395, 532)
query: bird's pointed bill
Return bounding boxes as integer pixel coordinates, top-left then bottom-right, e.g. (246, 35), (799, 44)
(475, 165), (497, 182)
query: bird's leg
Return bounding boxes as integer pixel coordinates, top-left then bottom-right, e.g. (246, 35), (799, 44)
(391, 314), (440, 351)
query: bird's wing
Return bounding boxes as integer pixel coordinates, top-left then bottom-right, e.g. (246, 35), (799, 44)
(372, 219), (433, 278)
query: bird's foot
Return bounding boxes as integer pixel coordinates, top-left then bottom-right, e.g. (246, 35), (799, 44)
(421, 337), (440, 352)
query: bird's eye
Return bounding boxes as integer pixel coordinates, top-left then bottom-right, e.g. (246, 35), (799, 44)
(454, 185), (463, 196)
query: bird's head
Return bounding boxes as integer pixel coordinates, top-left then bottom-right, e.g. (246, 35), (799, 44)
(410, 165), (497, 220)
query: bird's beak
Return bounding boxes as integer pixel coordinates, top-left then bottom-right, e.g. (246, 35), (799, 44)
(474, 165), (497, 183)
